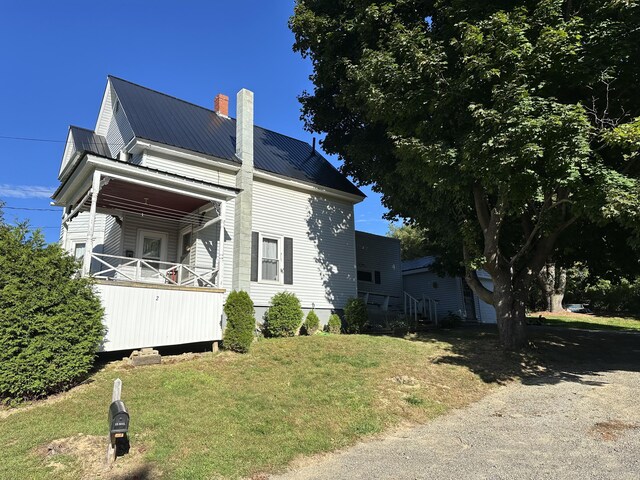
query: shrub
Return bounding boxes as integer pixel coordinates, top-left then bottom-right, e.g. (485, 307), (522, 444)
(264, 292), (303, 337)
(344, 298), (368, 333)
(0, 220), (104, 402)
(439, 311), (463, 329)
(302, 310), (320, 335)
(326, 314), (342, 334)
(223, 290), (255, 353)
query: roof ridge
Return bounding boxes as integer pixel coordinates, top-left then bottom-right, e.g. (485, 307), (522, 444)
(108, 75), (230, 118)
(108, 75), (324, 151)
(69, 125), (99, 133)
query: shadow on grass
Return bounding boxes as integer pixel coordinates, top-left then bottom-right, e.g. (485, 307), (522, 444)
(111, 464), (155, 480)
(408, 325), (640, 387)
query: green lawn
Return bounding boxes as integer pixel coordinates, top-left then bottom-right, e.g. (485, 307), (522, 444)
(530, 312), (640, 332)
(0, 334), (494, 480)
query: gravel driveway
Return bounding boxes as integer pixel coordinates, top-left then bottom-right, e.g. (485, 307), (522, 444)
(273, 329), (640, 480)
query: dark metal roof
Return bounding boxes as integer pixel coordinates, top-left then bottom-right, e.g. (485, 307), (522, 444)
(70, 126), (111, 158)
(108, 76), (364, 197)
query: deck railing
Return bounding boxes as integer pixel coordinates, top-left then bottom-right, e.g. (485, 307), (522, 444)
(88, 253), (219, 288)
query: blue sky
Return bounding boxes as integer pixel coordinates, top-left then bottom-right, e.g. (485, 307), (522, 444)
(0, 0), (390, 243)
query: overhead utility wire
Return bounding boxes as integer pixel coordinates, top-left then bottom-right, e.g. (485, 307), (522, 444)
(0, 135), (128, 147)
(2, 206), (59, 212)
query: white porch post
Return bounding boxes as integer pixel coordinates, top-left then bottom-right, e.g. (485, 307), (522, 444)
(61, 211), (69, 249)
(82, 171), (101, 277)
(217, 200), (226, 288)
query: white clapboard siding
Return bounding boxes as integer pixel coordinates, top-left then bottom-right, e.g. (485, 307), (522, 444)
(59, 130), (76, 176)
(221, 197), (235, 290)
(63, 212), (106, 271)
(121, 212), (179, 262)
(250, 178), (357, 310)
(106, 93), (134, 157)
(141, 152), (237, 188)
(355, 231), (403, 307)
(403, 272), (465, 320)
(103, 214), (122, 257)
(96, 282), (224, 351)
(95, 84), (113, 136)
(476, 278), (497, 323)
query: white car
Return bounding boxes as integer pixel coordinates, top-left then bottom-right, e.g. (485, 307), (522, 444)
(566, 304), (592, 314)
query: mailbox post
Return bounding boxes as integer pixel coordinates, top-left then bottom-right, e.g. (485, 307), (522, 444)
(106, 379), (129, 464)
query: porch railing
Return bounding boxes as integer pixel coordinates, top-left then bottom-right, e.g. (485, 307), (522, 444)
(88, 253), (219, 288)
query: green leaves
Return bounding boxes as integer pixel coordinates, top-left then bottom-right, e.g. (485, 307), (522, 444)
(291, 0), (640, 282)
(0, 216), (104, 402)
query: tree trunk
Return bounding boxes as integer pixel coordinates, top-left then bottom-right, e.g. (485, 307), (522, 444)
(491, 274), (528, 350)
(551, 266), (567, 312)
(466, 268), (528, 350)
(538, 263), (567, 312)
(550, 293), (564, 312)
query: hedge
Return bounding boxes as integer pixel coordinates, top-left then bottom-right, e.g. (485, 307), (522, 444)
(344, 298), (368, 333)
(302, 310), (320, 335)
(223, 290), (255, 353)
(0, 220), (104, 402)
(264, 292), (303, 337)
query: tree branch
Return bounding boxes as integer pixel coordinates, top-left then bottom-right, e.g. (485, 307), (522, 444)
(463, 245), (494, 305)
(472, 184), (490, 232)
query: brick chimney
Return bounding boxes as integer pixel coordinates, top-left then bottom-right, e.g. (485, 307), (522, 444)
(214, 93), (229, 116)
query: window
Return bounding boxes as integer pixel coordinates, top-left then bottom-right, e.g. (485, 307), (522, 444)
(114, 100), (120, 113)
(136, 230), (168, 275)
(261, 237), (280, 281)
(251, 232), (292, 284)
(179, 228), (192, 264)
(357, 270), (373, 283)
(73, 242), (86, 261)
(374, 270), (381, 285)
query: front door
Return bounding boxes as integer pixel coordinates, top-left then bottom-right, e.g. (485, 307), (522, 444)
(136, 230), (168, 279)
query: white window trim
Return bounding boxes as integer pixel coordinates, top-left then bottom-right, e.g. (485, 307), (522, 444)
(178, 225), (193, 265)
(357, 269), (375, 284)
(66, 233), (103, 256)
(257, 232), (284, 284)
(71, 241), (87, 261)
(136, 229), (168, 262)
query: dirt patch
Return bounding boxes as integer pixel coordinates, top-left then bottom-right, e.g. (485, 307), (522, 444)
(36, 434), (158, 479)
(590, 420), (639, 441)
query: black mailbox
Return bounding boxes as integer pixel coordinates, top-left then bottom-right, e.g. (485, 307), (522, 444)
(108, 400), (129, 444)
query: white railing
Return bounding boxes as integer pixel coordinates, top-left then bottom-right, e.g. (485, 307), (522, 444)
(360, 291), (392, 311)
(421, 294), (439, 326)
(404, 291), (420, 324)
(88, 253), (219, 288)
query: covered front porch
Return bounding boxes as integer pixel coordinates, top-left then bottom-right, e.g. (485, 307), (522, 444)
(53, 154), (237, 351)
(56, 155), (237, 288)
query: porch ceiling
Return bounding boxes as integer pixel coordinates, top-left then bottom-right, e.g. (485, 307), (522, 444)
(97, 178), (210, 220)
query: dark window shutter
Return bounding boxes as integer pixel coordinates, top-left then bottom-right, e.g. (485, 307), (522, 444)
(374, 271), (381, 284)
(284, 237), (293, 285)
(251, 231), (259, 282)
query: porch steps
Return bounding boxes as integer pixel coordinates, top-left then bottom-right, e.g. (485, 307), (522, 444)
(127, 348), (162, 367)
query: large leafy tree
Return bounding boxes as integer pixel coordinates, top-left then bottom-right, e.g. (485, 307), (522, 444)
(387, 223), (431, 260)
(290, 0), (640, 349)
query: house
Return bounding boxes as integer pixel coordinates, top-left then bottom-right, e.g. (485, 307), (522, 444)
(402, 256), (497, 324)
(53, 76), (365, 352)
(354, 231), (403, 313)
